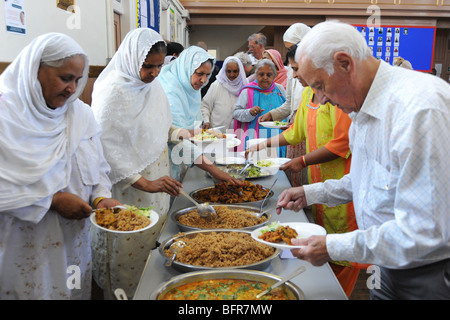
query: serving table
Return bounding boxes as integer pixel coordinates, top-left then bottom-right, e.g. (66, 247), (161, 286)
(133, 166), (348, 300)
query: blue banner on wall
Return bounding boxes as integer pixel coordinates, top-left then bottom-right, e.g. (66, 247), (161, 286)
(355, 25), (436, 72)
(137, 0), (160, 32)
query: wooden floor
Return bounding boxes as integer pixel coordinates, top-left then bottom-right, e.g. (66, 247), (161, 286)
(349, 270), (371, 300)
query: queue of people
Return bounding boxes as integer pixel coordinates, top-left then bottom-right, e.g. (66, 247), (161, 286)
(0, 20), (449, 301)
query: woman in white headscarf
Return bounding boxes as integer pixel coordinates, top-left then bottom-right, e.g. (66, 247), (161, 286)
(0, 33), (119, 300)
(91, 29), (238, 298)
(201, 56), (248, 130)
(91, 28), (186, 299)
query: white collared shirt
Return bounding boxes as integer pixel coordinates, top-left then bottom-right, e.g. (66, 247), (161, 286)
(304, 61), (450, 269)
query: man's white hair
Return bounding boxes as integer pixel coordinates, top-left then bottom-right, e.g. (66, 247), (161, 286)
(296, 20), (372, 75)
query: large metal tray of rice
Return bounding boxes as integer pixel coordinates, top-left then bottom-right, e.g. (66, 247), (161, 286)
(170, 205), (271, 232)
(159, 229), (280, 273)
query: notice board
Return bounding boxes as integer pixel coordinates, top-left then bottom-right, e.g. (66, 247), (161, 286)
(354, 25), (436, 72)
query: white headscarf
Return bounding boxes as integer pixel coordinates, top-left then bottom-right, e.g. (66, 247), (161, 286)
(91, 28), (172, 184)
(0, 33), (90, 212)
(216, 56), (248, 96)
(283, 23), (312, 45)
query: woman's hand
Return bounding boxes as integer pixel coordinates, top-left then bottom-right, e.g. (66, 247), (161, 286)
(280, 157), (303, 173)
(145, 176), (183, 197)
(51, 192), (92, 220)
(258, 112), (272, 122)
(96, 198), (122, 209)
(249, 106), (264, 117)
(211, 169), (243, 185)
(245, 141), (267, 159)
(177, 129), (193, 141)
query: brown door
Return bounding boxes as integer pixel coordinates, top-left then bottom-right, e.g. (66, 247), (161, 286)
(114, 12), (122, 52)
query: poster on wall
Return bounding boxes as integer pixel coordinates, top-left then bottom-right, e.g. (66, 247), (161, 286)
(57, 0), (75, 12)
(169, 7), (175, 41)
(4, 0), (26, 35)
(355, 25), (436, 72)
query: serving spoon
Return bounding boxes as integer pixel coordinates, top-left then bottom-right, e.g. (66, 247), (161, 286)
(259, 178), (278, 212)
(165, 240), (186, 267)
(179, 189), (217, 219)
(256, 265), (306, 299)
(255, 204), (282, 219)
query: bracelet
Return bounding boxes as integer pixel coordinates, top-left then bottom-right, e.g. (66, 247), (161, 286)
(92, 197), (106, 209)
(300, 156), (307, 168)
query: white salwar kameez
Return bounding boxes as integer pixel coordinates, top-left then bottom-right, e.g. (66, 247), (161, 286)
(0, 110), (112, 300)
(201, 81), (239, 129)
(201, 56), (248, 130)
(91, 29), (176, 299)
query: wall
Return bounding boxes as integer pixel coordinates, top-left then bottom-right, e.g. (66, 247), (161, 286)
(0, 0), (112, 66)
(189, 25), (263, 60)
(160, 0), (190, 46)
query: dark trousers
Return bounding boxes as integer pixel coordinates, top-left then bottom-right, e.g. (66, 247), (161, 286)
(370, 259), (450, 300)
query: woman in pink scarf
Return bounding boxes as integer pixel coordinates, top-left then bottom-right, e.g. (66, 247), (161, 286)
(263, 49), (288, 89)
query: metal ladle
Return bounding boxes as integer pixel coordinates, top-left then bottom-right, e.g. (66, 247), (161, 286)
(256, 265), (306, 299)
(179, 189), (217, 219)
(255, 204), (282, 219)
(165, 240), (186, 267)
(259, 178), (278, 212)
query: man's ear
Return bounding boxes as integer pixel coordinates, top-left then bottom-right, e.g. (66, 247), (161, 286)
(334, 51), (353, 73)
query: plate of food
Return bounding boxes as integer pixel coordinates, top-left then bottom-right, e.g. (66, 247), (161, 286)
(190, 129), (227, 145)
(259, 121), (290, 129)
(251, 221), (326, 249)
(90, 205), (159, 234)
(255, 158), (291, 175)
(215, 164), (272, 179)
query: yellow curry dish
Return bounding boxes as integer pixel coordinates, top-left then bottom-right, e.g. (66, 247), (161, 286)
(158, 279), (291, 300)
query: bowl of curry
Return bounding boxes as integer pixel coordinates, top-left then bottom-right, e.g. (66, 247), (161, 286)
(190, 181), (274, 207)
(150, 269), (305, 300)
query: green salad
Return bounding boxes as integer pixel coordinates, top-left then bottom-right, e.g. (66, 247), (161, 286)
(260, 221), (281, 234)
(124, 205), (154, 218)
(256, 159), (275, 167)
(274, 121), (288, 126)
(194, 131), (217, 141)
(245, 166), (269, 178)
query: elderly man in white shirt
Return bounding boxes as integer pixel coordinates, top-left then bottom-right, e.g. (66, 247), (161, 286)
(276, 21), (450, 299)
